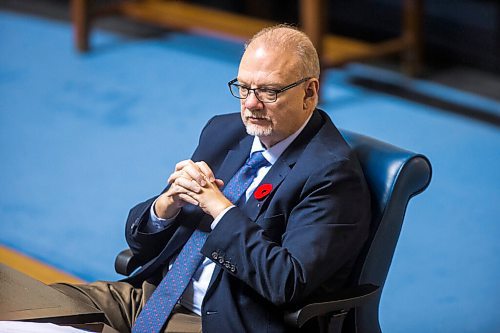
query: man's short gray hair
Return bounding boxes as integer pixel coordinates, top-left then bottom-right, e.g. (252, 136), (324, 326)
(246, 24), (321, 79)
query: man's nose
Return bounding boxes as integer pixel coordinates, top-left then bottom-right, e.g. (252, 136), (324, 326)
(244, 91), (263, 109)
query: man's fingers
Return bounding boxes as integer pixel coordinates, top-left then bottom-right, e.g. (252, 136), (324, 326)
(166, 181), (200, 207)
(168, 170), (196, 185)
(196, 161), (215, 183)
(168, 160), (205, 186)
(169, 160), (194, 184)
(171, 160), (218, 187)
(175, 178), (202, 193)
(167, 170), (182, 184)
(176, 160), (208, 186)
(178, 193), (198, 206)
(215, 179), (224, 188)
(174, 159), (193, 171)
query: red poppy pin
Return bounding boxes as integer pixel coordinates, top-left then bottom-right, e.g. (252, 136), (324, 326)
(254, 183), (273, 200)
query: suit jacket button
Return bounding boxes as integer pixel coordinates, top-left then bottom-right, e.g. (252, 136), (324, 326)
(211, 252), (218, 260)
(218, 257), (224, 264)
(224, 262), (231, 269)
(230, 265), (236, 273)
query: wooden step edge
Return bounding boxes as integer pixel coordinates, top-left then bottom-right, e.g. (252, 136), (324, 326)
(0, 245), (84, 284)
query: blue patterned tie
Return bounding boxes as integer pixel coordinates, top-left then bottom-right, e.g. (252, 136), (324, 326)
(132, 151), (269, 333)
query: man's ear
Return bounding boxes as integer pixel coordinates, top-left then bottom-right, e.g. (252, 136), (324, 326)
(305, 79), (319, 98)
(306, 85), (314, 97)
(303, 79), (319, 109)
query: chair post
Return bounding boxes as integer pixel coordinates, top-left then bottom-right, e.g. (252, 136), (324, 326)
(402, 0), (424, 75)
(299, 0), (326, 58)
(355, 275), (383, 332)
(299, 0), (327, 101)
(327, 310), (348, 333)
(72, 0), (91, 52)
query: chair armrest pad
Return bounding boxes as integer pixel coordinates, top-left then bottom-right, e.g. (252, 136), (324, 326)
(114, 249), (140, 276)
(284, 284), (380, 328)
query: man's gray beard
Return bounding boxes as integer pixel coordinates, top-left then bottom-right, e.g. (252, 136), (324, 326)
(245, 123), (273, 137)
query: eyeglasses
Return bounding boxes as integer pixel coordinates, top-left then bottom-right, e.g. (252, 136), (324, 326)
(228, 77), (311, 103)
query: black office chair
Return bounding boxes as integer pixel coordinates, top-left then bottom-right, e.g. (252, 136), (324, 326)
(115, 130), (432, 333)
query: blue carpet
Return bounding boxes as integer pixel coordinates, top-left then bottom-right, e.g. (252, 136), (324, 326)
(1, 11), (499, 333)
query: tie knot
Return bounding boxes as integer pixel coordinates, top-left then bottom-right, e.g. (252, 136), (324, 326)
(246, 151), (269, 170)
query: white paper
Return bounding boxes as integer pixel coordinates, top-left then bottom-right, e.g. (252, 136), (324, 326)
(0, 321), (90, 333)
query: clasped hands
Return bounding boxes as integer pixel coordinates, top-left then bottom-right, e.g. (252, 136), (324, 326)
(154, 160), (233, 220)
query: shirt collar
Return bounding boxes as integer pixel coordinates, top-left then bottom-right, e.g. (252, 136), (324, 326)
(250, 112), (314, 165)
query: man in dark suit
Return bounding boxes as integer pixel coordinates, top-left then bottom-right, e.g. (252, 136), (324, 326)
(53, 24), (370, 333)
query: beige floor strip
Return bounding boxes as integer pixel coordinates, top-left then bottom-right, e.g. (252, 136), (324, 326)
(0, 245), (83, 284)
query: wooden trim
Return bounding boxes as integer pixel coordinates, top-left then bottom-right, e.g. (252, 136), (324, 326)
(71, 0), (424, 75)
(119, 1), (277, 41)
(0, 245), (83, 284)
(322, 36), (408, 67)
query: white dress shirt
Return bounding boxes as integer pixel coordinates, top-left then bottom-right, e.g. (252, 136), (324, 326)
(149, 113), (312, 315)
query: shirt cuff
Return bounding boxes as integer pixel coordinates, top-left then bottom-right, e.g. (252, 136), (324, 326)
(147, 197), (179, 231)
(210, 205), (235, 230)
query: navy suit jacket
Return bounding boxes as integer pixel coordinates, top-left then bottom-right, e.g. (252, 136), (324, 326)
(124, 109), (370, 332)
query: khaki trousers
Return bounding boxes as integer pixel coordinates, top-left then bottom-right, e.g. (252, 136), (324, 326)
(51, 281), (202, 333)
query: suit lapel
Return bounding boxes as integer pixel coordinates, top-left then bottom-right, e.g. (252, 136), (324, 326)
(241, 110), (324, 222)
(206, 110), (325, 295)
(215, 135), (253, 185)
(240, 157), (291, 221)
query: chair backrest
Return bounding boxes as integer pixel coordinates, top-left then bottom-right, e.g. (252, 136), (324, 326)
(340, 130), (432, 333)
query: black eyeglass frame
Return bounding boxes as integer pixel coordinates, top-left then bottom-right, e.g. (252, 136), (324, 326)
(228, 77), (312, 103)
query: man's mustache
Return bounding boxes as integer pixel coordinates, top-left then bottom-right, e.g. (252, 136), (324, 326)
(244, 111), (271, 121)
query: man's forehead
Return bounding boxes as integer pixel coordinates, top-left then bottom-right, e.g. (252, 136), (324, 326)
(244, 43), (287, 59)
(239, 45), (299, 80)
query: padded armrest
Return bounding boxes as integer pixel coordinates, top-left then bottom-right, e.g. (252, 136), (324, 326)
(114, 249), (140, 276)
(284, 284), (380, 328)
(116, 248), (379, 329)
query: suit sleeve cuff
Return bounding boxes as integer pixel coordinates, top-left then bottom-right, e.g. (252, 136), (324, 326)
(144, 198), (179, 232)
(210, 205), (236, 230)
